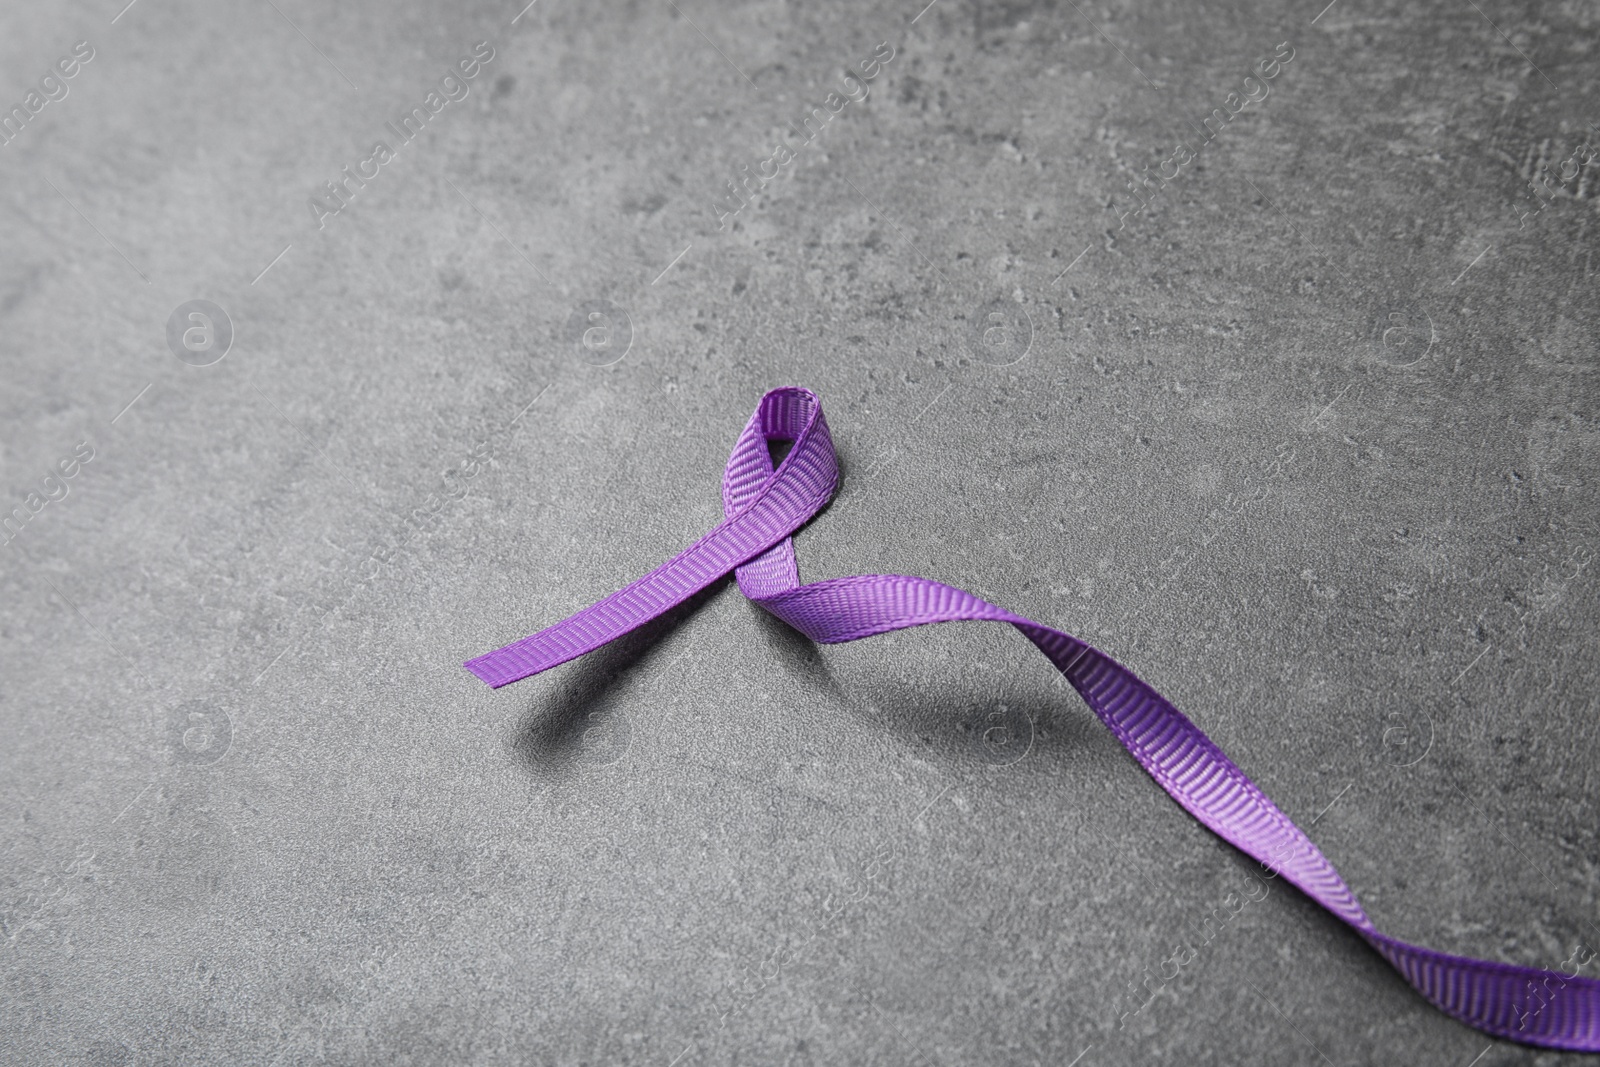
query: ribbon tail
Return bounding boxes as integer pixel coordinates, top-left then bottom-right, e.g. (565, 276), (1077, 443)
(752, 571), (1600, 1051)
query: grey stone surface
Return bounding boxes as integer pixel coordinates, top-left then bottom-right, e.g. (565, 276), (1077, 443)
(1, 0), (1597, 1064)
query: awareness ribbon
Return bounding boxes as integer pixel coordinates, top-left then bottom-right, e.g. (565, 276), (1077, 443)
(465, 386), (1599, 1050)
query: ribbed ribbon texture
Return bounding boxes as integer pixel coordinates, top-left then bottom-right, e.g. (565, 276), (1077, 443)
(465, 386), (1599, 1050)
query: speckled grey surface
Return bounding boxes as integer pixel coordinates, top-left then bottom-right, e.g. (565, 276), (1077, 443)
(2, 0), (1597, 1064)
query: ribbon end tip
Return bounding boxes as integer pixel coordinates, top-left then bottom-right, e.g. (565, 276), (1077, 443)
(462, 659), (505, 688)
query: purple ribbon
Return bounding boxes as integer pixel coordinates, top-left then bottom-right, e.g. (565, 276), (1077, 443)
(466, 386), (1600, 1050)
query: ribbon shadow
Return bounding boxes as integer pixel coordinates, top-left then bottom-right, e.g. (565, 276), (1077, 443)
(511, 578), (729, 776)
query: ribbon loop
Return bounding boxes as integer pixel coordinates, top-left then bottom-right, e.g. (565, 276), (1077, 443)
(721, 385), (834, 602)
(464, 387), (835, 687)
(465, 387), (1600, 1051)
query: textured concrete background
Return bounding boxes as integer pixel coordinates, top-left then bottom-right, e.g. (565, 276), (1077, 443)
(1, 0), (1597, 1063)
